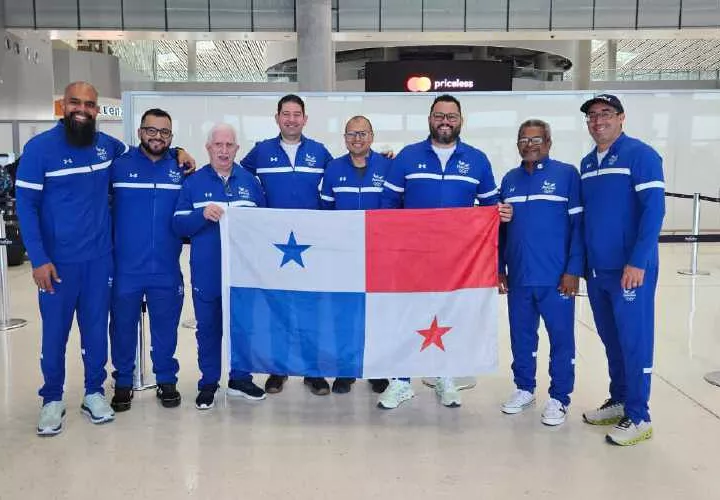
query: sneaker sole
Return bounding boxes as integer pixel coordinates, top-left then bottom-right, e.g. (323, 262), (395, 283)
(37, 410), (66, 436)
(195, 401), (215, 410)
(80, 406), (115, 425)
(111, 401), (132, 412)
(501, 400), (536, 414)
(377, 392), (415, 410)
(541, 416), (566, 426)
(227, 388), (267, 401)
(160, 396), (182, 408)
(583, 414), (623, 426)
(303, 380), (330, 396)
(442, 401), (462, 408)
(605, 427), (653, 446)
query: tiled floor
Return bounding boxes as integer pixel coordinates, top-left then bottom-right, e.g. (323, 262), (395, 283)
(1, 245), (719, 499)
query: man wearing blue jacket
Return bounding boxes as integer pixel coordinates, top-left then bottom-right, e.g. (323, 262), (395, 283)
(498, 119), (584, 426)
(109, 108), (185, 412)
(379, 94), (512, 410)
(173, 123), (267, 410)
(320, 115), (391, 395)
(16, 82), (131, 435)
(578, 94), (665, 446)
(241, 94), (333, 396)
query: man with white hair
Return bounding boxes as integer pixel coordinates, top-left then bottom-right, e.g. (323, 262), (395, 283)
(173, 123), (267, 410)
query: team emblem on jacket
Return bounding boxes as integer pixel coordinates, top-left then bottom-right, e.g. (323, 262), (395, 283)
(63, 158), (73, 165)
(168, 169), (182, 183)
(238, 187), (250, 199)
(417, 163), (427, 169)
(304, 153), (317, 166)
(372, 174), (385, 187)
(95, 146), (108, 161)
(128, 172), (138, 178)
(608, 154), (618, 166)
(270, 156), (278, 162)
(541, 180), (556, 194)
(457, 160), (470, 175)
(339, 176), (347, 182)
(204, 192), (212, 198)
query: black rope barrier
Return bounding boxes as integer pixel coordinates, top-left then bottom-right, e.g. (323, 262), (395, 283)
(666, 192), (720, 203)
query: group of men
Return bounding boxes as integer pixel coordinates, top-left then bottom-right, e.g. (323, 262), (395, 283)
(16, 81), (664, 448)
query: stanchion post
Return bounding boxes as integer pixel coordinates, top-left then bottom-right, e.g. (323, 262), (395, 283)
(0, 208), (27, 332)
(678, 193), (710, 276)
(133, 300), (156, 391)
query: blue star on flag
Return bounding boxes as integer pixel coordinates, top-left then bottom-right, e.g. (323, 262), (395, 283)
(274, 231), (311, 268)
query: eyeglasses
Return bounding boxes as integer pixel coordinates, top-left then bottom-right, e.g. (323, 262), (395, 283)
(140, 126), (172, 139)
(430, 112), (461, 123)
(344, 131), (371, 140)
(585, 111), (620, 122)
(517, 136), (545, 146)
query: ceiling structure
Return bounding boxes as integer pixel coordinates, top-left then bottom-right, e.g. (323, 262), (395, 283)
(107, 39), (720, 83)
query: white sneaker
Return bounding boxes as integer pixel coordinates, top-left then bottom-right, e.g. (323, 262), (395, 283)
(81, 393), (115, 424)
(37, 401), (66, 436)
(435, 377), (461, 408)
(501, 389), (535, 414)
(606, 417), (653, 446)
(541, 398), (567, 426)
(583, 399), (624, 425)
(377, 379), (414, 409)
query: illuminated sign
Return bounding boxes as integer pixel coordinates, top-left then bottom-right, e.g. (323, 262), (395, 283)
(53, 99), (123, 119)
(366, 60), (512, 92)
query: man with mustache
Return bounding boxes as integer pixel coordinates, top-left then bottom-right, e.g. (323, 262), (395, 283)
(319, 115), (391, 395)
(578, 94), (665, 446)
(240, 94), (334, 396)
(379, 94), (513, 410)
(16, 82), (194, 436)
(498, 119), (583, 427)
(108, 109), (186, 412)
(173, 123), (267, 410)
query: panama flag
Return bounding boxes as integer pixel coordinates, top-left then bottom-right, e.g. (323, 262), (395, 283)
(221, 207), (499, 378)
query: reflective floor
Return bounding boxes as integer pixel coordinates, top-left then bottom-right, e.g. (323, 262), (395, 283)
(1, 245), (719, 499)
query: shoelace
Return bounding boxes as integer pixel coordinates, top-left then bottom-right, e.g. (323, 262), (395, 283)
(600, 399), (621, 410)
(616, 416), (632, 429)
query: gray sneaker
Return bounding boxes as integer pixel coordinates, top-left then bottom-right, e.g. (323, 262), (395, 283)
(37, 401), (66, 436)
(81, 393), (115, 424)
(583, 399), (624, 425)
(435, 377), (462, 408)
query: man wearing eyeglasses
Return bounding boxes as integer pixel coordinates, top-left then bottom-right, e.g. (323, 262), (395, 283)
(173, 123), (267, 410)
(379, 94), (513, 410)
(497, 119), (583, 427)
(109, 109), (187, 413)
(578, 94), (665, 446)
(240, 94), (333, 396)
(319, 115), (392, 395)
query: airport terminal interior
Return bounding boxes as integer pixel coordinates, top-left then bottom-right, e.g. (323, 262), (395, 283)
(1, 2), (720, 499)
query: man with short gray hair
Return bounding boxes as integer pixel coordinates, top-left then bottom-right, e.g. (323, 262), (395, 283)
(498, 118), (583, 426)
(173, 123), (267, 410)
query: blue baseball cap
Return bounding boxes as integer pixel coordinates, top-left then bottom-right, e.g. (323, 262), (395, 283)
(580, 94), (624, 114)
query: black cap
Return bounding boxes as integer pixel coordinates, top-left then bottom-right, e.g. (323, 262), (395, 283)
(580, 94), (624, 114)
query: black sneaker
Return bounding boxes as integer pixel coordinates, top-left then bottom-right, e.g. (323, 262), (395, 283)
(265, 375), (288, 394)
(156, 383), (181, 408)
(304, 377), (330, 396)
(331, 378), (355, 394)
(227, 379), (267, 401)
(369, 379), (389, 394)
(111, 387), (133, 412)
(195, 386), (217, 410)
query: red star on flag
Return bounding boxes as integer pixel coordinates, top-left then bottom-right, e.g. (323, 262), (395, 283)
(417, 316), (452, 352)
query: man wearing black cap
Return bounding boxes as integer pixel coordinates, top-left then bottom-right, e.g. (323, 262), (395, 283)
(578, 94), (665, 446)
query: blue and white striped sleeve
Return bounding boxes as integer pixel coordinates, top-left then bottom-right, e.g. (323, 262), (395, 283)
(565, 166), (585, 276)
(15, 142), (50, 267)
(629, 146), (666, 269)
(475, 155), (500, 206)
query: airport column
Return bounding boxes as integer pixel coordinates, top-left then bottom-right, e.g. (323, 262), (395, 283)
(606, 40), (618, 81)
(572, 40), (592, 90)
(296, 0), (334, 91)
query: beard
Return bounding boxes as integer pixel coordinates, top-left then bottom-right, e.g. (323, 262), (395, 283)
(140, 138), (170, 157)
(430, 124), (460, 145)
(64, 112), (97, 147)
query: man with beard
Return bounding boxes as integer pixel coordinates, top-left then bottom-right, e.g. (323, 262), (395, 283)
(108, 109), (186, 412)
(240, 94), (333, 396)
(578, 94), (665, 446)
(497, 119), (583, 426)
(16, 82), (194, 436)
(379, 94), (512, 410)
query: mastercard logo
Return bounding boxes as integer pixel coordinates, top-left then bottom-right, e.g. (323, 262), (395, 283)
(406, 76), (432, 92)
